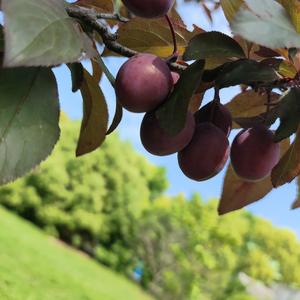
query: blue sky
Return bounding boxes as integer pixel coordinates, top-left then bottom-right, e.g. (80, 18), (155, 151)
(55, 0), (299, 236)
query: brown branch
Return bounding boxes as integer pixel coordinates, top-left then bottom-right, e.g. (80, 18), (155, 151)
(95, 12), (129, 23)
(254, 77), (300, 92)
(66, 5), (185, 71)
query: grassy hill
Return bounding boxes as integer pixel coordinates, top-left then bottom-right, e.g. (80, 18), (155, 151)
(0, 206), (154, 300)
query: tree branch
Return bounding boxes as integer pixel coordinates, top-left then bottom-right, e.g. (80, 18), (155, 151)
(66, 5), (185, 71)
(95, 12), (129, 23)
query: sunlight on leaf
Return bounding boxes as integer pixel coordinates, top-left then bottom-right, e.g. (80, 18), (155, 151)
(232, 0), (300, 49)
(3, 0), (93, 67)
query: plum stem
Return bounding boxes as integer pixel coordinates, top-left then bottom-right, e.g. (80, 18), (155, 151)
(264, 90), (272, 125)
(165, 15), (178, 57)
(96, 55), (116, 88)
(213, 87), (220, 103)
(210, 88), (220, 122)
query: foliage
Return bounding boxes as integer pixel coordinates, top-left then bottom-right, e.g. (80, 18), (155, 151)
(0, 118), (167, 273)
(1, 0), (300, 213)
(0, 206), (154, 300)
(134, 196), (300, 300)
(1, 119), (300, 299)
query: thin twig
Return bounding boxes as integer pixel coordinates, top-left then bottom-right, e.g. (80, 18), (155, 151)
(213, 87), (220, 103)
(95, 12), (129, 23)
(66, 5), (185, 71)
(210, 87), (220, 122)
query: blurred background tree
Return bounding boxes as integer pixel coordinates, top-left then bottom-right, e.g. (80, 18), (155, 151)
(0, 117), (168, 274)
(1, 118), (300, 300)
(134, 197), (300, 300)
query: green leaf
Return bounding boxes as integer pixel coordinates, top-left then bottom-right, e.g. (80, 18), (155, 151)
(232, 0), (300, 49)
(3, 0), (92, 67)
(216, 59), (279, 88)
(0, 67), (60, 184)
(274, 88), (300, 142)
(77, 69), (108, 156)
(183, 31), (245, 61)
(156, 60), (205, 135)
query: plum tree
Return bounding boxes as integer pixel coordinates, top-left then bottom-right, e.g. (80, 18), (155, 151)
(140, 111), (195, 156)
(195, 101), (232, 137)
(116, 53), (173, 113)
(3, 0), (300, 214)
(178, 123), (230, 181)
(121, 0), (175, 18)
(231, 125), (280, 181)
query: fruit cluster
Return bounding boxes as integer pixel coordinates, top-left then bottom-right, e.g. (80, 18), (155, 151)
(117, 0), (281, 183)
(116, 51), (280, 183)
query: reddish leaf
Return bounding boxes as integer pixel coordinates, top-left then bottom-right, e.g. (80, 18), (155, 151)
(103, 16), (204, 58)
(188, 82), (212, 113)
(225, 90), (280, 129)
(280, 0), (300, 33)
(288, 49), (300, 73)
(292, 176), (300, 209)
(274, 88), (300, 142)
(74, 0), (114, 13)
(201, 3), (213, 23)
(168, 7), (186, 27)
(107, 100), (123, 135)
(91, 58), (103, 83)
(272, 127), (300, 187)
(220, 0), (243, 23)
(254, 46), (280, 58)
(292, 199), (300, 209)
(188, 93), (204, 113)
(67, 63), (84, 93)
(219, 139), (290, 215)
(277, 60), (297, 77)
(234, 106), (280, 129)
(77, 69), (108, 156)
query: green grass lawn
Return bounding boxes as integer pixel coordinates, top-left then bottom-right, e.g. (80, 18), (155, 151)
(0, 206), (154, 300)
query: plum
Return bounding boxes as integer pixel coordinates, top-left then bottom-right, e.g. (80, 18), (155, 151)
(195, 101), (232, 137)
(178, 123), (230, 181)
(231, 125), (280, 181)
(140, 111), (195, 156)
(122, 0), (175, 18)
(116, 53), (172, 113)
